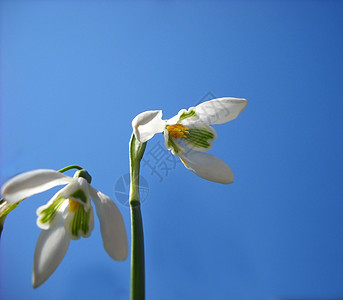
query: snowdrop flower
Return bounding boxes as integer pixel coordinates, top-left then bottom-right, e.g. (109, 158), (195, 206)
(1, 168), (128, 288)
(132, 97), (248, 184)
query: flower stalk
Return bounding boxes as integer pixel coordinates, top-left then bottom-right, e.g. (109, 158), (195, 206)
(0, 199), (21, 238)
(57, 165), (83, 173)
(129, 134), (147, 300)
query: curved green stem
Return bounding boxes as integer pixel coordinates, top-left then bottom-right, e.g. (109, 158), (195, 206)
(58, 165), (83, 173)
(129, 134), (147, 300)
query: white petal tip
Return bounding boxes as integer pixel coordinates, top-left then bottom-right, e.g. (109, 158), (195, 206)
(219, 176), (234, 185)
(1, 169), (72, 204)
(89, 188), (129, 261)
(195, 97), (248, 125)
(33, 219), (71, 289)
(132, 110), (165, 142)
(32, 274), (42, 289)
(103, 228), (129, 261)
(180, 151), (234, 184)
(109, 243), (128, 261)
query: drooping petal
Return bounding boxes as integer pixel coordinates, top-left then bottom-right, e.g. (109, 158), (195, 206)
(179, 150), (234, 184)
(194, 97), (248, 125)
(1, 169), (72, 204)
(90, 187), (128, 261)
(32, 208), (71, 288)
(59, 177), (91, 209)
(132, 110), (166, 143)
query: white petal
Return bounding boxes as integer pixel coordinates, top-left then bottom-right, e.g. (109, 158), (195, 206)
(64, 205), (94, 240)
(60, 177), (91, 209)
(163, 128), (185, 156)
(1, 169), (73, 204)
(181, 121), (217, 152)
(180, 150), (234, 184)
(132, 110), (166, 143)
(195, 97), (248, 125)
(166, 109), (189, 125)
(32, 209), (71, 288)
(90, 187), (128, 261)
(36, 191), (68, 230)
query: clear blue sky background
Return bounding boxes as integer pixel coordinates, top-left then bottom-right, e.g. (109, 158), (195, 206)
(1, 1), (343, 299)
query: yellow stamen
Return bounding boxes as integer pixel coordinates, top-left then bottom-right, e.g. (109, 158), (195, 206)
(167, 124), (189, 139)
(69, 200), (79, 212)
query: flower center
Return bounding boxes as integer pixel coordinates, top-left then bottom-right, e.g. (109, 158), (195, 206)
(69, 199), (80, 212)
(166, 124), (189, 138)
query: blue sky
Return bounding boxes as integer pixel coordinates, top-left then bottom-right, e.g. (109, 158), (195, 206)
(1, 1), (343, 299)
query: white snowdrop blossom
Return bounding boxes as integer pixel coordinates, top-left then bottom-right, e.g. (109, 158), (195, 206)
(132, 97), (248, 184)
(1, 169), (128, 288)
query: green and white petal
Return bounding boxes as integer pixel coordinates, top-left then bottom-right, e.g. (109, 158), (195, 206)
(32, 208), (71, 288)
(181, 121), (217, 152)
(60, 177), (91, 209)
(176, 108), (198, 123)
(180, 150), (234, 184)
(194, 97), (248, 125)
(36, 189), (68, 230)
(90, 187), (128, 261)
(166, 108), (197, 125)
(1, 169), (72, 204)
(132, 110), (166, 143)
(64, 203), (94, 240)
(164, 129), (185, 156)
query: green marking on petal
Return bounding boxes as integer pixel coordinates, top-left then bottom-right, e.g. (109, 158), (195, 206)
(83, 209), (90, 234)
(167, 135), (180, 154)
(70, 204), (91, 238)
(184, 128), (215, 149)
(188, 128), (215, 139)
(39, 197), (65, 224)
(70, 189), (88, 204)
(179, 109), (196, 121)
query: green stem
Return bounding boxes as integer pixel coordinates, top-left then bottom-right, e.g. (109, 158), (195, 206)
(130, 201), (145, 299)
(58, 165), (83, 173)
(129, 134), (147, 300)
(0, 198), (21, 239)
